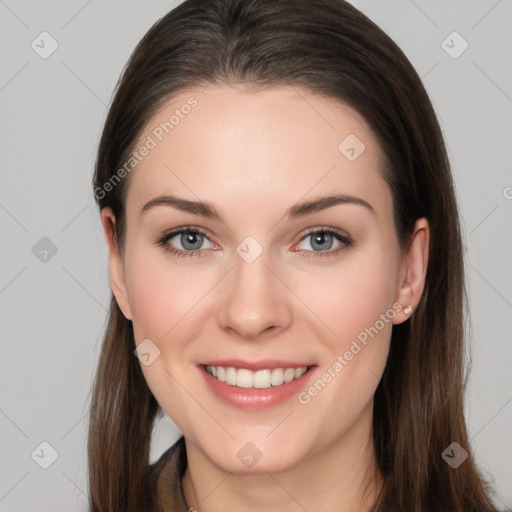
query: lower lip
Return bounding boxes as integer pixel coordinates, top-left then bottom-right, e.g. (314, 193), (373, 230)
(199, 365), (318, 410)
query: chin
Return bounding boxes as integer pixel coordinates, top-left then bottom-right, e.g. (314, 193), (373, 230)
(199, 434), (310, 474)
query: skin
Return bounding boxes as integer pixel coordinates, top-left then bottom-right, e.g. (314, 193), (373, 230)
(101, 84), (429, 512)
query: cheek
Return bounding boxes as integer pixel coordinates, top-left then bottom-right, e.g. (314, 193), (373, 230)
(124, 246), (210, 430)
(125, 244), (208, 342)
(291, 246), (397, 421)
(294, 244), (399, 347)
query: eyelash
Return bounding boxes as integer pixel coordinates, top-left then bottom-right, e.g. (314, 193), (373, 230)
(155, 226), (352, 259)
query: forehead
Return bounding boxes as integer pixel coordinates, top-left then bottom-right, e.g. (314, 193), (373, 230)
(125, 84), (390, 221)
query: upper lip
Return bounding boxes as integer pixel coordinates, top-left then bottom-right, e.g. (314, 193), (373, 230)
(199, 359), (315, 371)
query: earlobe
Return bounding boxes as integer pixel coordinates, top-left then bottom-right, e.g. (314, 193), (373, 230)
(100, 207), (133, 320)
(393, 217), (429, 325)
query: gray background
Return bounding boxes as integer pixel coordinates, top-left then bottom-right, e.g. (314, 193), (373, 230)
(0, 0), (510, 510)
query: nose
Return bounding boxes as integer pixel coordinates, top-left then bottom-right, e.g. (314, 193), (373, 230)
(217, 247), (293, 341)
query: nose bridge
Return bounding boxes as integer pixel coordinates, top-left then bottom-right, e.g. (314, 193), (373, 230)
(218, 236), (292, 339)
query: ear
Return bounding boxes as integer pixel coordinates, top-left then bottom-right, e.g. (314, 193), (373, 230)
(393, 217), (429, 324)
(100, 207), (133, 320)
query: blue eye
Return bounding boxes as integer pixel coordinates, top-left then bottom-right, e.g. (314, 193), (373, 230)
(156, 226), (352, 258)
(156, 228), (216, 258)
(294, 228), (352, 258)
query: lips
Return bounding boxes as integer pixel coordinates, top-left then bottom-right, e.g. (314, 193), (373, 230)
(198, 359), (318, 409)
(199, 359), (313, 371)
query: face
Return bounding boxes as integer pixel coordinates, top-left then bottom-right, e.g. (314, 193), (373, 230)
(102, 84), (427, 474)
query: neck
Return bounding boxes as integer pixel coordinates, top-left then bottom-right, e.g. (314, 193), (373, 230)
(181, 403), (385, 512)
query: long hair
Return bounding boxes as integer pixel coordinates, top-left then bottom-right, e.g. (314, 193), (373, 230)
(88, 0), (498, 510)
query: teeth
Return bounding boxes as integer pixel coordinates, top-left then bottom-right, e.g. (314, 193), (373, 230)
(271, 368), (284, 386)
(205, 365), (308, 388)
(254, 369), (271, 389)
(226, 367), (237, 386)
(283, 368), (295, 382)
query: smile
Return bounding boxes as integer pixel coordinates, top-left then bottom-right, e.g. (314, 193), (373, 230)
(204, 365), (309, 388)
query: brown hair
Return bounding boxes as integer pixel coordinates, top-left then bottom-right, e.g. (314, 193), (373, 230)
(89, 0), (498, 510)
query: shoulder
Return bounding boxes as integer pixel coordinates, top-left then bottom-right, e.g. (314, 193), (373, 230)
(147, 435), (189, 512)
(148, 435), (187, 481)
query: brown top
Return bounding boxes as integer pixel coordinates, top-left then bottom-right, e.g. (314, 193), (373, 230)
(147, 435), (190, 512)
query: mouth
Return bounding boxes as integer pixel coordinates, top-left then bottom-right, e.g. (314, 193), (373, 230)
(203, 364), (310, 389)
(198, 360), (318, 409)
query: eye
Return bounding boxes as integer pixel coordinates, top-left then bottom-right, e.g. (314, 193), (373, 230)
(156, 226), (352, 259)
(293, 227), (352, 258)
(156, 227), (217, 258)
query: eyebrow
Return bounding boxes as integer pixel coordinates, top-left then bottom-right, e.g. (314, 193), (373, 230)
(140, 193), (375, 220)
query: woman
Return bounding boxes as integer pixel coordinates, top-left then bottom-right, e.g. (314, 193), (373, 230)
(89, 0), (499, 510)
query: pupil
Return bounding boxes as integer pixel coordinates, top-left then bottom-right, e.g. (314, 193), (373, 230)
(182, 232), (202, 250)
(312, 232), (332, 251)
